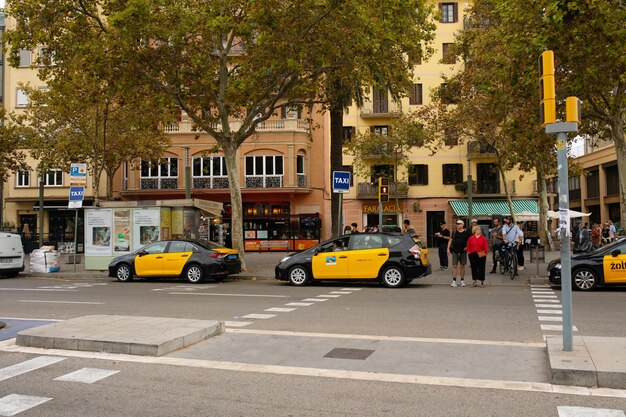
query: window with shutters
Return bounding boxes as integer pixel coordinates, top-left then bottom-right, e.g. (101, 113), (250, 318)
(442, 164), (463, 185)
(408, 164), (428, 186)
(442, 43), (456, 64)
(409, 84), (423, 105)
(444, 128), (459, 146)
(372, 88), (389, 113)
(18, 49), (32, 67)
(440, 3), (458, 23)
(342, 126), (356, 144)
(371, 125), (389, 136)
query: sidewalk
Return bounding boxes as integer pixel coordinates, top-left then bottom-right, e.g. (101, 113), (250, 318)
(22, 246), (559, 283)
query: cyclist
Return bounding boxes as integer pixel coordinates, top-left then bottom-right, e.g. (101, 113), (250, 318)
(502, 216), (522, 277)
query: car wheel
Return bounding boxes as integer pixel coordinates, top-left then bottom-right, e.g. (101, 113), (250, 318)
(573, 268), (598, 291)
(115, 263), (133, 282)
(381, 266), (405, 288)
(185, 264), (204, 283)
(288, 266), (309, 286)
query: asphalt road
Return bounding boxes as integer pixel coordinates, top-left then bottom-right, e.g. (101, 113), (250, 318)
(1, 275), (625, 416)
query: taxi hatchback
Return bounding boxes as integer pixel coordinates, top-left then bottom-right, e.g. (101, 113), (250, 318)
(275, 232), (430, 288)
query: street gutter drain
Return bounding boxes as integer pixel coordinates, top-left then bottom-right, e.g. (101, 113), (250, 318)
(324, 348), (374, 360)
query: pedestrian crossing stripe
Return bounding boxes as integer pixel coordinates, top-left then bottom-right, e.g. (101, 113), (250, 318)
(54, 368), (119, 384)
(0, 394), (52, 416)
(557, 406), (626, 417)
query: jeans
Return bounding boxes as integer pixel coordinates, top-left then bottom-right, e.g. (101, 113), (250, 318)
(438, 245), (448, 268)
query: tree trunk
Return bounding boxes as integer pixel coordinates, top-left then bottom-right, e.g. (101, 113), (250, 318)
(612, 116), (626, 230)
(536, 159), (551, 249)
(499, 168), (515, 217)
(222, 140), (246, 271)
(330, 104), (344, 237)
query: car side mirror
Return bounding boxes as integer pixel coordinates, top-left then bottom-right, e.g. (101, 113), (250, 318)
(313, 248), (320, 256)
(611, 249), (621, 257)
(137, 250), (148, 257)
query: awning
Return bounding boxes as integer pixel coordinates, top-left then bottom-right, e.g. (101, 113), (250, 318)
(449, 199), (539, 217)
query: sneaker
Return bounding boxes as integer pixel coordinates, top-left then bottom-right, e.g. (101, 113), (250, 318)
(517, 266), (525, 271)
(451, 281), (457, 287)
(442, 266), (448, 271)
(460, 281), (466, 287)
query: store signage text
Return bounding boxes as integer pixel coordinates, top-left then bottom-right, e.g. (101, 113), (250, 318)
(362, 203), (403, 213)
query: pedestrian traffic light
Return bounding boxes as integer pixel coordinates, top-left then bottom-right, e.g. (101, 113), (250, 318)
(565, 96), (582, 125)
(539, 50), (556, 127)
(378, 177), (389, 203)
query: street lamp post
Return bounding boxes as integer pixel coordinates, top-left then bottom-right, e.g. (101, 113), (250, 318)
(183, 147), (191, 200)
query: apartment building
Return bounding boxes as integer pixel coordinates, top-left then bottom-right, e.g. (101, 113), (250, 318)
(337, 1), (538, 246)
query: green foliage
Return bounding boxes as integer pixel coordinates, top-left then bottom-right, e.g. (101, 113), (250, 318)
(0, 109), (28, 183)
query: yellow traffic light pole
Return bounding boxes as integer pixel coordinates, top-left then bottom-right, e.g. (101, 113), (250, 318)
(378, 177), (389, 230)
(541, 50), (581, 352)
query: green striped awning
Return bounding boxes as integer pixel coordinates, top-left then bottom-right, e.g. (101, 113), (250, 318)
(449, 199), (539, 216)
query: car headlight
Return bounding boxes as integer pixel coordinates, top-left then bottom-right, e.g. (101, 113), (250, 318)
(280, 256), (291, 264)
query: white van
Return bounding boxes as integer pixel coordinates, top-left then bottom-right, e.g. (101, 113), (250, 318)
(0, 232), (25, 277)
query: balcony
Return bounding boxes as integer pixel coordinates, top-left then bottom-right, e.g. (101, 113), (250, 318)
(297, 174), (307, 188)
(467, 141), (497, 158)
(163, 119), (310, 134)
(193, 177), (229, 189)
(455, 180), (501, 195)
(140, 177), (178, 190)
(245, 175), (283, 189)
(360, 103), (402, 119)
(357, 181), (408, 199)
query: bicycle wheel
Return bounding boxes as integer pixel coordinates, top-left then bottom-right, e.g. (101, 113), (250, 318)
(499, 251), (507, 274)
(509, 251), (518, 279)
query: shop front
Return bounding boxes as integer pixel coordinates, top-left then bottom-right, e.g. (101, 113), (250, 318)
(362, 201), (403, 231)
(223, 202), (320, 251)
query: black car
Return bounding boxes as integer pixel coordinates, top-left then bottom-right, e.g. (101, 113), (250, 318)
(548, 238), (626, 291)
(108, 240), (238, 283)
(275, 232), (431, 288)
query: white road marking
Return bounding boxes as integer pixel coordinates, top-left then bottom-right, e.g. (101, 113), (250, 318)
(541, 324), (578, 331)
(0, 356), (66, 382)
(537, 310), (563, 314)
(302, 298), (328, 302)
(264, 308), (296, 313)
(152, 285), (217, 292)
(534, 299), (560, 303)
(0, 317), (59, 322)
(535, 304), (562, 308)
(341, 288), (361, 291)
(329, 291), (352, 294)
(241, 314), (276, 320)
(18, 300), (104, 305)
(558, 406), (626, 417)
(224, 321), (253, 328)
(539, 316), (563, 322)
(168, 292), (288, 298)
(532, 295), (558, 298)
(0, 394), (52, 416)
(531, 289), (554, 292)
(3, 341), (626, 399)
(0, 288), (78, 292)
(318, 294), (341, 298)
(285, 302), (313, 307)
(54, 368), (119, 384)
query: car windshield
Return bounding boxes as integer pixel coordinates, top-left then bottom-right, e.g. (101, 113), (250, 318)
(595, 237), (626, 254)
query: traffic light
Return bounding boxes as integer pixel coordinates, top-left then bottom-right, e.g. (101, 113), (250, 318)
(565, 96), (582, 125)
(539, 50), (556, 127)
(378, 177), (389, 203)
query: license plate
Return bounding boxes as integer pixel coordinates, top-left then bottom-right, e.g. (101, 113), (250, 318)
(227, 254), (238, 260)
(1, 258), (12, 263)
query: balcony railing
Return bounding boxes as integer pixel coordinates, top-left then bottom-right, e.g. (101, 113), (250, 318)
(357, 181), (408, 199)
(193, 177), (229, 189)
(360, 102), (402, 118)
(140, 177), (178, 190)
(245, 175), (283, 189)
(297, 174), (307, 188)
(476, 179), (500, 194)
(163, 119), (310, 133)
(467, 141), (497, 158)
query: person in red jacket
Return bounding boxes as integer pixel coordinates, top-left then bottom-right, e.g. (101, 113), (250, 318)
(467, 225), (489, 287)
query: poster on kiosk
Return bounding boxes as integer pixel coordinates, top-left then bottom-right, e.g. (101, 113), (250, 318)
(85, 209), (113, 256)
(133, 209), (161, 251)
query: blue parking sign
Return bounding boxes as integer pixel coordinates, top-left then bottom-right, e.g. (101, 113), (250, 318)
(333, 171), (351, 193)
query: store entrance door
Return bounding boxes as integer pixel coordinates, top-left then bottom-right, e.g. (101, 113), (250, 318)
(426, 211), (446, 247)
(365, 213), (400, 232)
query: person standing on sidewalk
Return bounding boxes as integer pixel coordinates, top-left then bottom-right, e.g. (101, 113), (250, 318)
(447, 220), (471, 287)
(516, 222), (525, 270)
(489, 218), (503, 273)
(434, 221), (450, 271)
(467, 225), (489, 287)
(502, 216), (522, 277)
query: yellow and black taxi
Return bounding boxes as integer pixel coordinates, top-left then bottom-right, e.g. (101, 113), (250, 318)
(275, 232), (431, 287)
(548, 237), (626, 291)
(108, 240), (241, 283)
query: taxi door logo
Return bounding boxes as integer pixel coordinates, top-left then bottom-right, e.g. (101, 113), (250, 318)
(603, 255), (626, 283)
(325, 256), (337, 265)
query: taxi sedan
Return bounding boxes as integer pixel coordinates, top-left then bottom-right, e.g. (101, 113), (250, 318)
(108, 240), (234, 283)
(275, 232), (431, 288)
(548, 238), (626, 291)
(201, 241), (242, 274)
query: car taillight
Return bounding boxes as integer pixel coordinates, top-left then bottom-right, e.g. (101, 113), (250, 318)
(409, 245), (421, 259)
(209, 253), (223, 259)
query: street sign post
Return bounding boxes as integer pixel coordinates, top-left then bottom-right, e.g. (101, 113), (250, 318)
(68, 186), (85, 209)
(333, 171), (351, 236)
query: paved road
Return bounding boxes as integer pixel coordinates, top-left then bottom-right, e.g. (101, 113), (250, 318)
(1, 271), (625, 416)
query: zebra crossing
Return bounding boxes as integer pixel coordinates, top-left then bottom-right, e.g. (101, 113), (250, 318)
(0, 356), (118, 416)
(531, 285), (579, 334)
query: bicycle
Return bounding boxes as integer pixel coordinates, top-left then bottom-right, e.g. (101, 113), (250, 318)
(498, 244), (518, 279)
